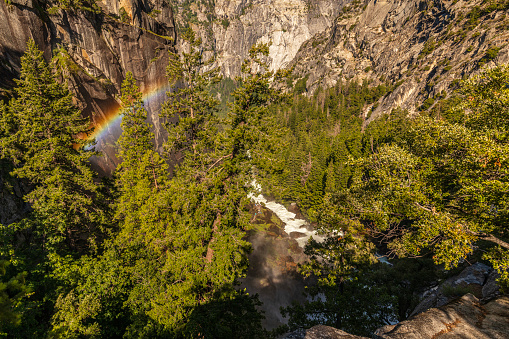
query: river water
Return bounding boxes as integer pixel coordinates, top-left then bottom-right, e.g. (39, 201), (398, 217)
(242, 181), (325, 329)
(247, 181), (324, 248)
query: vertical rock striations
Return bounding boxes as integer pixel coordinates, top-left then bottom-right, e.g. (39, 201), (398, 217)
(290, 0), (509, 120)
(0, 0), (176, 219)
(0, 0), (176, 174)
(169, 0), (347, 77)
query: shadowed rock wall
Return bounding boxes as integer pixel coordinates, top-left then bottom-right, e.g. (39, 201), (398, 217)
(0, 0), (176, 221)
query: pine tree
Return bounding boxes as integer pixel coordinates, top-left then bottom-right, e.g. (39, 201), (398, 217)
(0, 39), (113, 338)
(2, 38), (109, 252)
(162, 28), (220, 160)
(114, 72), (170, 246)
(49, 72), (171, 338)
(156, 39), (290, 337)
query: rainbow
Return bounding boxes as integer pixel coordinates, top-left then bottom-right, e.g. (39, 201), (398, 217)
(87, 80), (172, 143)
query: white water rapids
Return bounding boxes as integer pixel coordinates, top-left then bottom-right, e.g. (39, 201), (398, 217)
(248, 180), (324, 247)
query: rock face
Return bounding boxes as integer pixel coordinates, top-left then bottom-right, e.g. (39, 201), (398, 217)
(0, 0), (176, 220)
(0, 0), (176, 174)
(212, 0), (347, 76)
(285, 325), (367, 339)
(290, 0), (509, 120)
(169, 0), (346, 77)
(0, 0), (175, 97)
(285, 294), (509, 339)
(410, 262), (499, 316)
(375, 294), (509, 339)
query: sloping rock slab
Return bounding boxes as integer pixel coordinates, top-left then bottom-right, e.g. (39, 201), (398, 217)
(411, 263), (492, 316)
(375, 294), (509, 339)
(284, 325), (367, 339)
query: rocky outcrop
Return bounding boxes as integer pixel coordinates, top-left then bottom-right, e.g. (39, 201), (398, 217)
(375, 294), (509, 339)
(285, 325), (367, 339)
(290, 0), (509, 120)
(284, 294), (509, 339)
(410, 262), (500, 316)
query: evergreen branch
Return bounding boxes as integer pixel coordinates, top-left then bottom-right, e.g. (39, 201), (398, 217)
(207, 153), (232, 172)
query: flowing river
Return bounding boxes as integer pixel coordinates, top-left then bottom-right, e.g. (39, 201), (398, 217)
(247, 181), (324, 248)
(242, 181), (325, 329)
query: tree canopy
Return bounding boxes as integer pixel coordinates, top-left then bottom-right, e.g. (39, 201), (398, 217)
(1, 32), (509, 339)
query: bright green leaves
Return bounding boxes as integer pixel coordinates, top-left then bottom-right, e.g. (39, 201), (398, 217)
(332, 66), (509, 282)
(460, 64), (509, 135)
(50, 290), (102, 338)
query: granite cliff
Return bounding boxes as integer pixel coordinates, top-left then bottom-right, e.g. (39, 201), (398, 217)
(168, 0), (346, 77)
(0, 0), (176, 216)
(289, 0), (509, 121)
(0, 0), (176, 162)
(284, 294), (509, 339)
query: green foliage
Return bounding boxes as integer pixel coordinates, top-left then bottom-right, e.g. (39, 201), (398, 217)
(130, 35), (283, 336)
(479, 46), (501, 66)
(117, 72), (157, 171)
(0, 260), (27, 335)
(209, 77), (237, 118)
(221, 18), (230, 29)
(56, 0), (101, 13)
(278, 65), (509, 334)
(1, 38), (109, 253)
(326, 65), (509, 286)
(420, 97), (435, 110)
(119, 6), (130, 22)
(5, 23), (509, 339)
(294, 75), (309, 95)
(441, 283), (478, 298)
(258, 80), (391, 218)
(0, 39), (111, 338)
(162, 28), (221, 157)
(281, 209), (381, 335)
(419, 38), (438, 59)
(148, 9), (161, 18)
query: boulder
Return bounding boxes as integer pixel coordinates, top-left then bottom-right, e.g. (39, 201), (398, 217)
(375, 294), (509, 339)
(482, 270), (501, 300)
(411, 263), (492, 316)
(284, 294), (509, 339)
